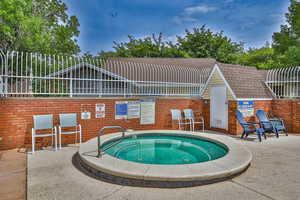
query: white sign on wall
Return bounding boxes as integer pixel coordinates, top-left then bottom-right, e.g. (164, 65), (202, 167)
(81, 112), (91, 120)
(80, 104), (92, 120)
(95, 103), (105, 118)
(140, 99), (155, 125)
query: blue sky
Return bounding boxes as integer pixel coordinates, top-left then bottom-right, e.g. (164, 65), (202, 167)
(62, 0), (289, 55)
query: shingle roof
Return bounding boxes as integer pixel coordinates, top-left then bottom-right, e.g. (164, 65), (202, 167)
(217, 63), (273, 99)
(108, 58), (216, 68)
(47, 57), (273, 99)
(104, 58), (216, 83)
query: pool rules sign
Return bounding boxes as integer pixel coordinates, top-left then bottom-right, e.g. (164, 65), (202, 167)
(140, 99), (155, 125)
(238, 101), (254, 117)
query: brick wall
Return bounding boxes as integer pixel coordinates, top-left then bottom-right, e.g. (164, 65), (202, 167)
(0, 98), (203, 150)
(1, 98), (299, 150)
(272, 100), (300, 133)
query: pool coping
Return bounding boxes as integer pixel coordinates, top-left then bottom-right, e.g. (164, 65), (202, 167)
(78, 130), (252, 183)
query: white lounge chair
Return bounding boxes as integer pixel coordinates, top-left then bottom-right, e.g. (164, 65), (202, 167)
(170, 109), (189, 130)
(58, 113), (82, 149)
(32, 114), (57, 153)
(183, 109), (205, 132)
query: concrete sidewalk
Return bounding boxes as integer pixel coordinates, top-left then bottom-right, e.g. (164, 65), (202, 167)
(0, 149), (27, 200)
(27, 134), (300, 200)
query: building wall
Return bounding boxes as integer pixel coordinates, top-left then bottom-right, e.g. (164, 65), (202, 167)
(272, 100), (300, 133)
(0, 97), (299, 150)
(0, 98), (203, 150)
(202, 69), (235, 100)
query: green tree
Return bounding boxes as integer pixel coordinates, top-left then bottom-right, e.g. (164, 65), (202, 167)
(98, 33), (186, 58)
(236, 44), (276, 69)
(99, 26), (243, 62)
(177, 26), (244, 63)
(272, 0), (300, 66)
(0, 0), (80, 54)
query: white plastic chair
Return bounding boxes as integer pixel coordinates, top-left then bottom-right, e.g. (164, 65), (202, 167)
(58, 113), (82, 149)
(183, 109), (205, 132)
(170, 109), (189, 130)
(32, 114), (57, 153)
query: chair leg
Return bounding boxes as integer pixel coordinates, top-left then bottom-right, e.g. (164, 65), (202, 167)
(51, 130), (54, 148)
(59, 127), (62, 150)
(54, 127), (57, 151)
(257, 132), (262, 142)
(75, 126), (77, 145)
(275, 130), (279, 138)
(178, 121), (181, 130)
(79, 124), (82, 145)
(241, 132), (245, 139)
(32, 128), (35, 154)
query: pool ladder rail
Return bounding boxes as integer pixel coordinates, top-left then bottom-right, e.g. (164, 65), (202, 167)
(97, 126), (127, 158)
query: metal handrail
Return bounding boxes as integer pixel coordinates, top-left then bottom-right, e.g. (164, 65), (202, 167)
(97, 126), (126, 158)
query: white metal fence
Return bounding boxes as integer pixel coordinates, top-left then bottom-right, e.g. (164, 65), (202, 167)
(0, 51), (211, 97)
(265, 66), (300, 99)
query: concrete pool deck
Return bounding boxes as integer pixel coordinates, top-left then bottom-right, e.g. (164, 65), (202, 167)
(28, 132), (300, 200)
(78, 130), (252, 185)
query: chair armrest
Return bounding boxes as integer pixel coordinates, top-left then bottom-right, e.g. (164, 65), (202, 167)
(269, 119), (280, 122)
(248, 122), (259, 125)
(240, 122), (259, 128)
(260, 121), (271, 125)
(260, 121), (275, 129)
(270, 119), (285, 126)
(270, 119), (284, 124)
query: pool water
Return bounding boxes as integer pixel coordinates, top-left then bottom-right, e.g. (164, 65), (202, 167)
(102, 134), (228, 165)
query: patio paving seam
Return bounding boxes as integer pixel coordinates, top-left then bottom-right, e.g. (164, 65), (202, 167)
(230, 180), (276, 200)
(101, 186), (124, 200)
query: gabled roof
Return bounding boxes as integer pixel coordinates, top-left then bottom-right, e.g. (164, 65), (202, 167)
(47, 58), (274, 99)
(217, 63), (273, 99)
(107, 58), (216, 68)
(104, 58), (215, 83)
(48, 58), (216, 84)
(48, 62), (129, 81)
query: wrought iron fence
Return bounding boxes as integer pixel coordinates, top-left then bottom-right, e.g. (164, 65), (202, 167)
(0, 51), (211, 97)
(265, 66), (300, 99)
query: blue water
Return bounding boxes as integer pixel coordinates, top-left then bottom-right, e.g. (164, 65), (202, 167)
(102, 134), (228, 165)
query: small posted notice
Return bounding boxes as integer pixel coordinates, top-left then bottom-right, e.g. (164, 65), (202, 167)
(238, 101), (254, 117)
(80, 104), (92, 120)
(140, 99), (155, 125)
(95, 103), (105, 118)
(127, 101), (140, 119)
(115, 101), (128, 119)
(81, 112), (91, 120)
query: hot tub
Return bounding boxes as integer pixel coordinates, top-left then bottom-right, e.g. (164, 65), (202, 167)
(102, 133), (228, 165)
(77, 130), (252, 187)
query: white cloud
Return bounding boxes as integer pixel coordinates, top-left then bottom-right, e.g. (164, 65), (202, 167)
(173, 4), (216, 25)
(173, 16), (198, 25)
(184, 5), (217, 15)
